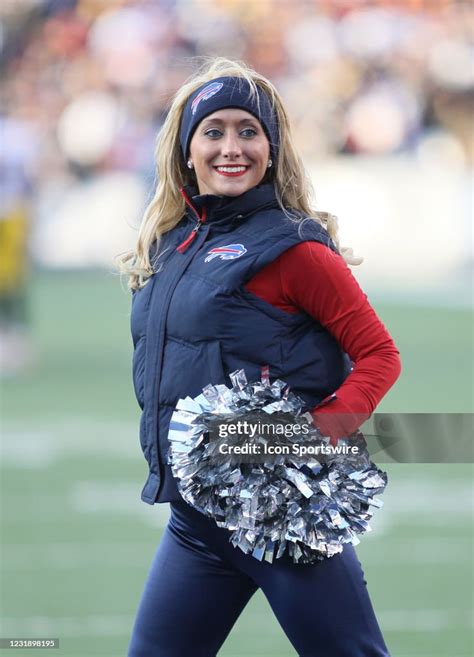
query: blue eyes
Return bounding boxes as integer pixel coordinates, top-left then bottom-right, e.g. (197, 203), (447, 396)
(204, 128), (257, 139)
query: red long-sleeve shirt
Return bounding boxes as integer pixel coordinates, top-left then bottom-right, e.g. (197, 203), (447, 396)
(245, 241), (401, 442)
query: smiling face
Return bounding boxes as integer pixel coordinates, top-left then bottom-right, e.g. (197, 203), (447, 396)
(188, 108), (270, 197)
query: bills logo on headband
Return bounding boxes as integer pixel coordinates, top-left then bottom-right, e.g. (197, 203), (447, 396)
(205, 244), (247, 263)
(191, 82), (224, 115)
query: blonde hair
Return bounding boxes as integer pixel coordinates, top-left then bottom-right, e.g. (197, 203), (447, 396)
(118, 57), (361, 290)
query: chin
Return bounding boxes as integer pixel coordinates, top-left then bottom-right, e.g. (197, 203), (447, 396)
(220, 187), (248, 197)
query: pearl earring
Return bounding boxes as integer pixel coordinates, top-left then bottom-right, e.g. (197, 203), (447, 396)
(267, 159), (273, 168)
(187, 160), (193, 169)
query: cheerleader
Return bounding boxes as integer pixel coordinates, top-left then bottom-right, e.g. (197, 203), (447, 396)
(120, 57), (401, 657)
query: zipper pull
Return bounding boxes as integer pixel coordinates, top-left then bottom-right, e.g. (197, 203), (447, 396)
(176, 206), (207, 253)
(176, 222), (201, 253)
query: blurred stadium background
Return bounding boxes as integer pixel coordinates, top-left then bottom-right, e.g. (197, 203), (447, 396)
(1, 1), (472, 656)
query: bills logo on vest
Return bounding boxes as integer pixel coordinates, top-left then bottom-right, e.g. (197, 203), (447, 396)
(191, 82), (224, 115)
(204, 244), (247, 263)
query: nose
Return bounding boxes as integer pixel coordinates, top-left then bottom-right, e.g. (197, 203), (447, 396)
(221, 132), (242, 159)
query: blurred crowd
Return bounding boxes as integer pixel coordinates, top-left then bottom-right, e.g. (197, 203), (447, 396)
(0, 0), (473, 372)
(2, 0), (473, 172)
(2, 0), (473, 243)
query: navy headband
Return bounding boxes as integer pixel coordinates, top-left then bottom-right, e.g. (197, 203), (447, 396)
(179, 76), (279, 161)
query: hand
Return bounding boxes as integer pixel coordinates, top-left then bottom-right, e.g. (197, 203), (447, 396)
(340, 246), (364, 266)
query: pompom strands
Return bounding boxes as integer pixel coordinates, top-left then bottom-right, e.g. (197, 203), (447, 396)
(168, 369), (387, 564)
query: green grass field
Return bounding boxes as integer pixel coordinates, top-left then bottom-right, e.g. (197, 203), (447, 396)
(2, 271), (473, 657)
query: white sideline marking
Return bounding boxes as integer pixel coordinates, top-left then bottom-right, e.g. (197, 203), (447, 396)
(69, 482), (170, 528)
(379, 608), (474, 632)
(2, 542), (156, 569)
(2, 537), (471, 571)
(2, 615), (134, 637)
(1, 420), (139, 467)
(4, 484), (171, 527)
(2, 609), (472, 637)
(382, 480), (473, 516)
(360, 537), (472, 564)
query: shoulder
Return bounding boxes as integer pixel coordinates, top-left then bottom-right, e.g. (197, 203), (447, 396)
(279, 241), (341, 266)
(262, 209), (338, 254)
(277, 242), (358, 305)
(271, 242), (347, 291)
(248, 206), (332, 240)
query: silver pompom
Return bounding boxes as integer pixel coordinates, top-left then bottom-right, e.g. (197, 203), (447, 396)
(168, 369), (387, 564)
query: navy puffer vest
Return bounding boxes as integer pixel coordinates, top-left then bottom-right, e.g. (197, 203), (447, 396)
(130, 184), (351, 503)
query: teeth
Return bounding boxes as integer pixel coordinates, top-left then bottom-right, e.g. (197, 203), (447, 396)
(216, 166), (247, 173)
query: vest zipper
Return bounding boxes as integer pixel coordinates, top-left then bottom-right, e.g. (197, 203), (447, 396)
(176, 222), (201, 253)
(177, 188), (207, 253)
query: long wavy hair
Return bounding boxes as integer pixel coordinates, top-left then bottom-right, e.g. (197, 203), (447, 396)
(118, 57), (361, 290)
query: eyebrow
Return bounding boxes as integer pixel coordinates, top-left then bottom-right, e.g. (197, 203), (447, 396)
(200, 117), (259, 127)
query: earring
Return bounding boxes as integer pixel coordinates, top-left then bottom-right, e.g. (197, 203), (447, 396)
(187, 160), (193, 169)
(267, 159), (273, 168)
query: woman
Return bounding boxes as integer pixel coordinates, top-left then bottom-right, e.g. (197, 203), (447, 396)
(122, 57), (401, 657)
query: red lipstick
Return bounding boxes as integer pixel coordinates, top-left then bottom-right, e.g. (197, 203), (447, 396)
(214, 166), (249, 177)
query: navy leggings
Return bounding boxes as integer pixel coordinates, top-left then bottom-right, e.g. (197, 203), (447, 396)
(128, 499), (391, 657)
